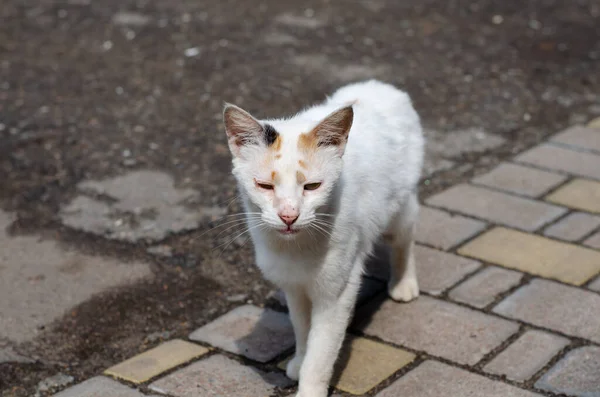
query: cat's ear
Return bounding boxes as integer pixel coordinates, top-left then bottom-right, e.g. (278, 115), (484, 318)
(223, 103), (264, 157)
(311, 106), (354, 155)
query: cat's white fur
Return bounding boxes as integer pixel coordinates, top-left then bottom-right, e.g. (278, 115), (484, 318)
(224, 80), (424, 397)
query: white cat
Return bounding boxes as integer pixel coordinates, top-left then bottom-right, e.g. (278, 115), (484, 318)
(223, 80), (424, 397)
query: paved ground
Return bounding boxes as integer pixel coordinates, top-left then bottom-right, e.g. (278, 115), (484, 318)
(50, 123), (600, 397)
(1, 0), (599, 396)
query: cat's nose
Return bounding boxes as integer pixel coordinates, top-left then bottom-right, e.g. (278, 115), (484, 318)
(279, 213), (299, 226)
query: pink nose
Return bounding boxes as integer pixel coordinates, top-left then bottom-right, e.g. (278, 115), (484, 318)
(279, 213), (298, 226)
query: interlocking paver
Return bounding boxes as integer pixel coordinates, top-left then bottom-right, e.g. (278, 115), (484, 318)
(104, 339), (209, 383)
(426, 184), (566, 231)
(544, 212), (600, 241)
(472, 163), (567, 197)
(149, 354), (292, 397)
(376, 360), (542, 397)
(416, 206), (487, 250)
(188, 305), (294, 363)
(584, 231), (600, 249)
(515, 143), (600, 181)
(53, 377), (150, 397)
(414, 246), (481, 295)
(449, 266), (523, 308)
(458, 227), (600, 285)
(278, 335), (415, 394)
(551, 125), (600, 153)
(536, 346), (600, 396)
(545, 179), (600, 214)
(588, 276), (600, 292)
(354, 296), (518, 365)
(494, 279), (600, 343)
(484, 330), (570, 382)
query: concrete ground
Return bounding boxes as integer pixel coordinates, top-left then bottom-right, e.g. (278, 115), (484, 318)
(0, 0), (599, 396)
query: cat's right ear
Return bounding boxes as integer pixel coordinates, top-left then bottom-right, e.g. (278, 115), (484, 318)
(223, 103), (264, 157)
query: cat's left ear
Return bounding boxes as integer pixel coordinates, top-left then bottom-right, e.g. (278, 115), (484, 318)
(311, 106), (354, 156)
(223, 103), (264, 157)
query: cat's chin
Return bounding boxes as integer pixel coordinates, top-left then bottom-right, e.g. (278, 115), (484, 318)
(276, 227), (301, 238)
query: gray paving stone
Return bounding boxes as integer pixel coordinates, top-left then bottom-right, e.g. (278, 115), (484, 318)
(60, 170), (226, 242)
(484, 330), (570, 381)
(189, 305), (294, 363)
(472, 163), (567, 197)
(0, 210), (151, 344)
(544, 212), (600, 241)
(588, 276), (600, 292)
(354, 296), (519, 365)
(376, 360), (542, 397)
(53, 376), (148, 397)
(365, 245), (481, 296)
(416, 206), (487, 250)
(515, 143), (600, 181)
(494, 279), (600, 343)
(536, 346), (600, 396)
(149, 354), (292, 397)
(551, 125), (600, 153)
(449, 266), (523, 308)
(584, 231), (600, 249)
(426, 184), (567, 231)
(0, 346), (34, 364)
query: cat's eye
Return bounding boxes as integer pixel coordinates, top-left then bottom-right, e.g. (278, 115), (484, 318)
(304, 182), (322, 191)
(256, 182), (274, 190)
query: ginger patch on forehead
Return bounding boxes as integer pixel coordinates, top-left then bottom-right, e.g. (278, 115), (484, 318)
(296, 171), (307, 184)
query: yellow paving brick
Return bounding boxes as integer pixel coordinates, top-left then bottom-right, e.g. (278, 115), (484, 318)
(104, 339), (209, 384)
(279, 336), (415, 395)
(458, 227), (600, 286)
(545, 179), (600, 214)
(588, 116), (600, 129)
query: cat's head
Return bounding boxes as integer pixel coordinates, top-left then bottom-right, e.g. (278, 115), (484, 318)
(223, 103), (353, 238)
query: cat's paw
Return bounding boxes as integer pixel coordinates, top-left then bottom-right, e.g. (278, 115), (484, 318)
(286, 355), (303, 381)
(295, 385), (328, 397)
(388, 277), (419, 302)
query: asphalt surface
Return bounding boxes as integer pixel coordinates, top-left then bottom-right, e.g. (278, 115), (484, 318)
(0, 0), (599, 395)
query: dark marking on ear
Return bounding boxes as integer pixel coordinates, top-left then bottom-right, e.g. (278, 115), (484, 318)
(264, 124), (279, 146)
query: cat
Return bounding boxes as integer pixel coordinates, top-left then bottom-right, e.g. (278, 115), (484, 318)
(223, 79), (424, 397)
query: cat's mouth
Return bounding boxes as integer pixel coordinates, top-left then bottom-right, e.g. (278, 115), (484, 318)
(278, 226), (299, 235)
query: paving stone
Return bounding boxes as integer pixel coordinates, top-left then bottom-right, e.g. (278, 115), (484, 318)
(413, 246), (481, 295)
(149, 354), (292, 397)
(484, 330), (570, 381)
(376, 360), (542, 397)
(0, 346), (34, 364)
(588, 276), (600, 292)
(515, 143), (600, 181)
(589, 116), (600, 129)
(365, 245), (481, 295)
(551, 125), (600, 153)
(279, 335), (415, 395)
(449, 266), (523, 308)
(189, 305), (294, 363)
(494, 279), (600, 343)
(584, 231), (600, 249)
(545, 179), (600, 214)
(472, 163), (567, 197)
(53, 376), (149, 397)
(0, 210), (151, 344)
(544, 212), (600, 241)
(458, 227), (600, 286)
(426, 184), (566, 231)
(60, 170), (226, 242)
(104, 339), (209, 384)
(36, 373), (74, 395)
(536, 346), (600, 396)
(416, 206), (487, 250)
(354, 296), (518, 365)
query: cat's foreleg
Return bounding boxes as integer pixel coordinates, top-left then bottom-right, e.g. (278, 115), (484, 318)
(284, 286), (311, 381)
(295, 265), (362, 397)
(388, 192), (420, 302)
